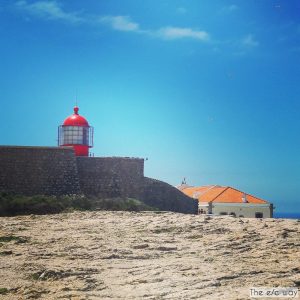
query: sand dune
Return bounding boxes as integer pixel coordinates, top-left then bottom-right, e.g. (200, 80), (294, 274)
(0, 211), (299, 299)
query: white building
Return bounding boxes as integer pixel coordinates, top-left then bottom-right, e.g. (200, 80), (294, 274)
(178, 183), (273, 218)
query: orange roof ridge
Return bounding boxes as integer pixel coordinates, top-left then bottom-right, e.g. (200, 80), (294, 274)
(211, 186), (229, 202)
(200, 185), (222, 196)
(225, 186), (268, 203)
(181, 185), (216, 192)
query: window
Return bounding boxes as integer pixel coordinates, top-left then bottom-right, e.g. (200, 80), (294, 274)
(62, 126), (89, 145)
(255, 212), (263, 218)
(58, 125), (93, 147)
(219, 212), (228, 215)
(239, 215), (244, 218)
(230, 212), (236, 217)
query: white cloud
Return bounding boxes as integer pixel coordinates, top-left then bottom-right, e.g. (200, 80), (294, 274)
(242, 34), (259, 47)
(15, 0), (81, 23)
(13, 1), (210, 43)
(158, 27), (209, 41)
(100, 16), (139, 32)
(98, 17), (210, 42)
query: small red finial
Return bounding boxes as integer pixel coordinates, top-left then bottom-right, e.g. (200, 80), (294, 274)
(74, 106), (79, 114)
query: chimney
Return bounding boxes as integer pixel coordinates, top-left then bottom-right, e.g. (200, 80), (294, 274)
(242, 193), (248, 203)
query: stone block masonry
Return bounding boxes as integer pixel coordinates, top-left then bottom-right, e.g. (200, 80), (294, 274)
(0, 146), (198, 214)
(0, 146), (81, 195)
(76, 157), (144, 199)
(142, 177), (198, 214)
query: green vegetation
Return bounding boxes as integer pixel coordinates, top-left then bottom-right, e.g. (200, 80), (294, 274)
(90, 197), (158, 212)
(0, 288), (8, 295)
(151, 226), (179, 234)
(0, 193), (91, 217)
(29, 272), (42, 281)
(0, 250), (13, 256)
(0, 193), (158, 216)
(0, 235), (27, 243)
(29, 270), (66, 281)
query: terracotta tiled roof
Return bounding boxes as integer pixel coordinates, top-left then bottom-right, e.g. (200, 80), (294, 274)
(179, 185), (268, 204)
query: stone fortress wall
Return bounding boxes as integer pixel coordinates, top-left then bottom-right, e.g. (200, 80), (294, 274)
(76, 156), (144, 199)
(0, 146), (81, 196)
(142, 177), (198, 214)
(0, 146), (197, 214)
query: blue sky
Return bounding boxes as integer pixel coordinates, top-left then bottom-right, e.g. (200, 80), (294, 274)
(0, 0), (299, 213)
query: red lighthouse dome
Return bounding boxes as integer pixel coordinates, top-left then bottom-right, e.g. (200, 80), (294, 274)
(63, 106), (89, 127)
(58, 106), (93, 156)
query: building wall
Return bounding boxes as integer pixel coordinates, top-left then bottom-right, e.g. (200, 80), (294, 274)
(0, 146), (197, 214)
(0, 146), (81, 195)
(209, 203), (273, 218)
(76, 157), (144, 199)
(142, 177), (198, 214)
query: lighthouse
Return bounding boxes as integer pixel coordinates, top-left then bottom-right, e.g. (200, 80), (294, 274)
(58, 106), (93, 156)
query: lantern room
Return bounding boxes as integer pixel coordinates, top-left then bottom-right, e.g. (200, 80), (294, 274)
(58, 106), (93, 156)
